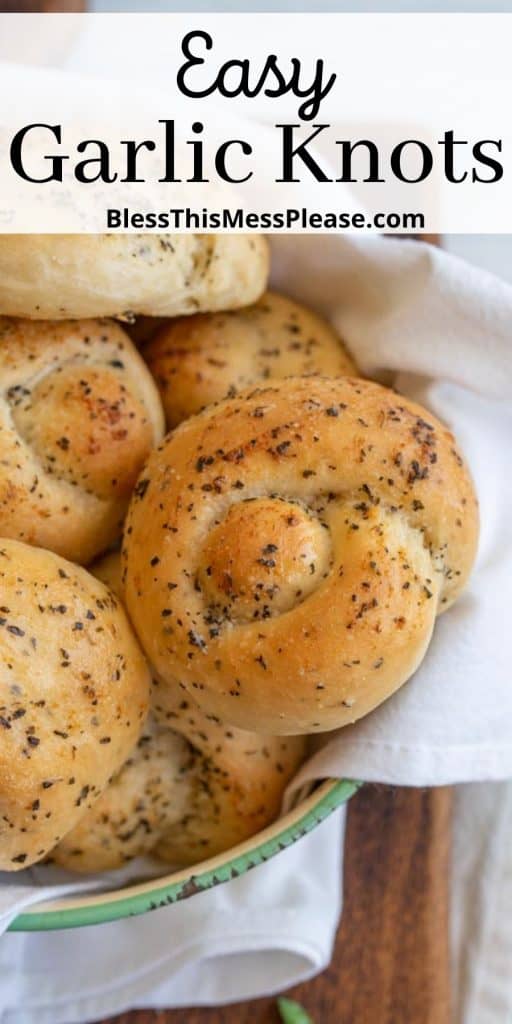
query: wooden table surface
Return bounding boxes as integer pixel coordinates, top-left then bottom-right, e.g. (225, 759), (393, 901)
(99, 784), (453, 1024)
(0, 1), (85, 11)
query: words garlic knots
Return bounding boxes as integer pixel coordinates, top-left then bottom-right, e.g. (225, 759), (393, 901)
(0, 317), (164, 563)
(123, 377), (479, 735)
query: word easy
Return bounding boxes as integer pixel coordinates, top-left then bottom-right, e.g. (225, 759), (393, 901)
(177, 30), (337, 121)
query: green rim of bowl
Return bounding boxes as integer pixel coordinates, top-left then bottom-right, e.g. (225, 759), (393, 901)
(9, 777), (361, 932)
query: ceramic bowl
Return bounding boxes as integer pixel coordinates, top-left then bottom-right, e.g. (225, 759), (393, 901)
(10, 778), (360, 932)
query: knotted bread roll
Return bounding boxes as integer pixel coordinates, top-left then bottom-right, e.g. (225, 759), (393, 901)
(52, 552), (305, 872)
(123, 376), (479, 735)
(0, 235), (269, 320)
(0, 540), (150, 871)
(152, 684), (305, 868)
(127, 316), (167, 348)
(144, 290), (357, 428)
(0, 316), (164, 564)
(52, 707), (304, 873)
(51, 718), (193, 873)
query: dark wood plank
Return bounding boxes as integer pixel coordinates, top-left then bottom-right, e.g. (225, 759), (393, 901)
(0, 2), (85, 11)
(100, 785), (452, 1024)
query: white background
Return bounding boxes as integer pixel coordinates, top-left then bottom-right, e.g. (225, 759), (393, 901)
(83, 0), (512, 280)
(2, 5), (512, 277)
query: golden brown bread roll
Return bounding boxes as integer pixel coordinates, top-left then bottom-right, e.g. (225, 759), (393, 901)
(0, 235), (269, 320)
(51, 718), (193, 873)
(0, 540), (150, 871)
(152, 685), (305, 867)
(52, 553), (305, 873)
(0, 316), (164, 564)
(123, 376), (479, 735)
(144, 290), (357, 428)
(52, 706), (304, 872)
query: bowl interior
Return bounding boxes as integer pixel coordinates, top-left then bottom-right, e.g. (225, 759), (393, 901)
(10, 778), (361, 932)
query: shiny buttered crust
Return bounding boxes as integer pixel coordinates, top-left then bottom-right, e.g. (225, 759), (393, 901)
(57, 552), (305, 872)
(144, 290), (357, 428)
(0, 317), (164, 564)
(0, 235), (269, 320)
(123, 376), (479, 735)
(52, 719), (193, 873)
(0, 540), (150, 871)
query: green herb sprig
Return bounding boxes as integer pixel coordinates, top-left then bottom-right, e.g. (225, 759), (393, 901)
(277, 996), (314, 1024)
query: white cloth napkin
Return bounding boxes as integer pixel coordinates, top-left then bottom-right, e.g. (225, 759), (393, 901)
(452, 782), (512, 1024)
(0, 811), (344, 1024)
(272, 234), (512, 792)
(0, 230), (510, 1024)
